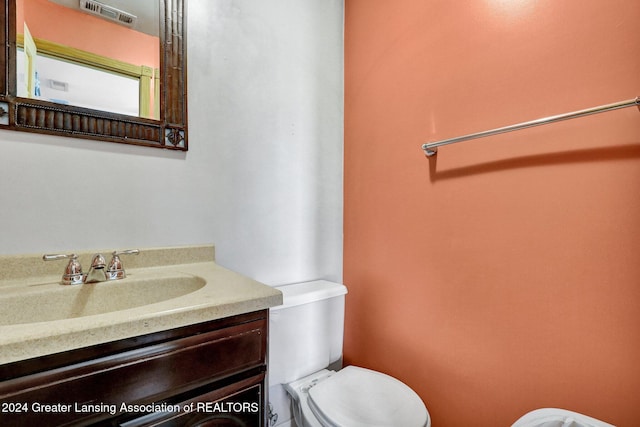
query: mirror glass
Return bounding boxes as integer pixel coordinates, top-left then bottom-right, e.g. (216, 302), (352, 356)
(0, 0), (187, 150)
(16, 0), (160, 119)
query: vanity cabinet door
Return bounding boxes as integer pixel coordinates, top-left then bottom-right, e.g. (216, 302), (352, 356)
(118, 374), (265, 427)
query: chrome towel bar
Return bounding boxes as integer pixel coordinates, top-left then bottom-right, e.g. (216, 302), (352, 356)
(422, 97), (640, 157)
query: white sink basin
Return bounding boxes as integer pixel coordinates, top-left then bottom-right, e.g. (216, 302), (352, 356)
(0, 275), (206, 326)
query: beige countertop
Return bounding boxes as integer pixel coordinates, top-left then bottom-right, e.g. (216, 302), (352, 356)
(0, 245), (282, 365)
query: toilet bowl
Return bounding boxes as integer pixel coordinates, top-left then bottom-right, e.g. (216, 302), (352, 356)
(285, 366), (430, 427)
(268, 280), (430, 427)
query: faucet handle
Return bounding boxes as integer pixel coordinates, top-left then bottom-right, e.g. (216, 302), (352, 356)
(42, 253), (84, 285)
(107, 249), (139, 280)
(113, 249), (140, 257)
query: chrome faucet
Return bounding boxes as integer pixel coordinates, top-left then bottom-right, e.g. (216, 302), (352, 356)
(85, 253), (108, 283)
(43, 249), (139, 285)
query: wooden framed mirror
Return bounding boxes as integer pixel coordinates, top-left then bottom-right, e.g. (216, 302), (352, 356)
(0, 0), (187, 150)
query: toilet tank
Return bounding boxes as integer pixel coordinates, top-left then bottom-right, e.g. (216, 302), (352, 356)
(269, 280), (348, 386)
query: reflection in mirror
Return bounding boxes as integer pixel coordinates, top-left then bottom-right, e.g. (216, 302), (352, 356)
(0, 0), (187, 150)
(16, 0), (160, 119)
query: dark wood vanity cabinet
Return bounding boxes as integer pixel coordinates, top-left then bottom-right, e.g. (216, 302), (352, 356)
(0, 310), (268, 427)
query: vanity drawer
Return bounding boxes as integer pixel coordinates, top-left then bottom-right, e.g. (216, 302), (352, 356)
(0, 314), (267, 426)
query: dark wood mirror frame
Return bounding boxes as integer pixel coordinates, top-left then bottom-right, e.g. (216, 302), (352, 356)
(0, 0), (187, 150)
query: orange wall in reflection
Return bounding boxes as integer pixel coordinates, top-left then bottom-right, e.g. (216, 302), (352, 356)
(16, 0), (158, 69)
(344, 1), (640, 426)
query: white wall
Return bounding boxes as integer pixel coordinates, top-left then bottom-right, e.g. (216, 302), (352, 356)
(0, 0), (344, 286)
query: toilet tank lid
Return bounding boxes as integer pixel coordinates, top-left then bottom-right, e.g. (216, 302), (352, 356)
(271, 280), (347, 311)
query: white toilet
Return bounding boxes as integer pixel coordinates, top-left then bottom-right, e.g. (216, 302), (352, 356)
(269, 280), (431, 427)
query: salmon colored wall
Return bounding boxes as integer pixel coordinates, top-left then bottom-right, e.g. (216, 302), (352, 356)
(16, 0), (158, 68)
(343, 1), (640, 426)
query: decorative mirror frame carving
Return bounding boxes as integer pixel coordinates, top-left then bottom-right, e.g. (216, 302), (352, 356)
(0, 0), (187, 150)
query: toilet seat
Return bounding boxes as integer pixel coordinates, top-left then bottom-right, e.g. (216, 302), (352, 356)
(307, 366), (429, 427)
